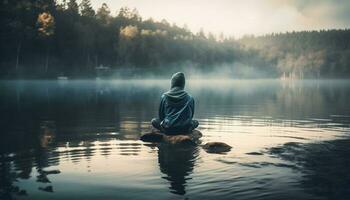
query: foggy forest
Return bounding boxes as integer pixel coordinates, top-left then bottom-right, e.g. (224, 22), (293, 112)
(1, 0), (350, 79)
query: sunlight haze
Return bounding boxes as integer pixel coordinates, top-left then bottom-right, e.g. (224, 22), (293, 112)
(89, 0), (350, 37)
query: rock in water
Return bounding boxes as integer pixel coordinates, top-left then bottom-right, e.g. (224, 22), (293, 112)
(38, 186), (53, 193)
(140, 129), (202, 145)
(203, 142), (232, 153)
(163, 135), (194, 145)
(42, 169), (61, 175)
(36, 174), (51, 183)
(188, 130), (203, 140)
(140, 132), (164, 142)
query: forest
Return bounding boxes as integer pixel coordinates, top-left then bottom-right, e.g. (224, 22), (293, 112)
(1, 0), (350, 79)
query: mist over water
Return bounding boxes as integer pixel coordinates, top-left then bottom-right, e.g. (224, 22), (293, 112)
(1, 79), (350, 200)
(101, 63), (276, 80)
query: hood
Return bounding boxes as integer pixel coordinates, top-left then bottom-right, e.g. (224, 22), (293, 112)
(170, 72), (185, 89)
(164, 87), (188, 101)
(164, 72), (187, 102)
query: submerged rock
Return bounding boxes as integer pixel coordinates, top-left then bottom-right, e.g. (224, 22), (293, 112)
(39, 186), (53, 193)
(140, 129), (202, 145)
(203, 142), (232, 153)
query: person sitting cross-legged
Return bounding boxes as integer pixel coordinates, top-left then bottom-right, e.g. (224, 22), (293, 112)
(151, 72), (199, 135)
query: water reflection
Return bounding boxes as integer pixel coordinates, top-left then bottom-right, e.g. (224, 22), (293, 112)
(0, 122), (57, 199)
(157, 143), (199, 195)
(0, 80), (350, 199)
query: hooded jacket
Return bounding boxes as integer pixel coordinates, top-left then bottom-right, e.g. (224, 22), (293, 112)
(158, 72), (195, 132)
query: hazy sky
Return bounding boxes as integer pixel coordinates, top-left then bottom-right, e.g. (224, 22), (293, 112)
(89, 0), (350, 37)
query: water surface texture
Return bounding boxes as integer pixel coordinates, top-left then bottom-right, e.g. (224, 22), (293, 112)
(1, 80), (350, 200)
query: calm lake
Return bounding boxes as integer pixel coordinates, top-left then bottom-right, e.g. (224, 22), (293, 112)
(1, 79), (350, 200)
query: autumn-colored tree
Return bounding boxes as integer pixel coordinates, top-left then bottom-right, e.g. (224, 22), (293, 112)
(1, 1), (350, 78)
(37, 12), (55, 73)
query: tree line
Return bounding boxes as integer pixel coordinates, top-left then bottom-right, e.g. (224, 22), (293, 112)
(239, 30), (350, 78)
(0, 0), (349, 78)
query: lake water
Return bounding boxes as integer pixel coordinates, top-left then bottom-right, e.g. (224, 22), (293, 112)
(0, 79), (350, 200)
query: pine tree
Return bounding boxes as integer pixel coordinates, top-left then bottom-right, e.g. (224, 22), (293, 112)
(67, 0), (79, 16)
(80, 0), (95, 18)
(96, 3), (111, 24)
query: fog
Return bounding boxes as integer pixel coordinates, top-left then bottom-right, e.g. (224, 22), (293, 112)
(103, 62), (275, 80)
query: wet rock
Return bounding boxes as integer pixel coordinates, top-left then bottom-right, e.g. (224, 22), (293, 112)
(140, 132), (164, 142)
(42, 169), (61, 175)
(203, 142), (232, 153)
(246, 152), (264, 155)
(37, 174), (51, 183)
(187, 130), (203, 140)
(163, 135), (195, 145)
(39, 186), (53, 193)
(140, 129), (202, 145)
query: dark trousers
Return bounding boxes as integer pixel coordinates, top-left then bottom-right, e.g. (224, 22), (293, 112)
(151, 118), (199, 135)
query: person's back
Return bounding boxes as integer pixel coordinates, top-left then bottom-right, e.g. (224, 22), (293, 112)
(152, 72), (198, 135)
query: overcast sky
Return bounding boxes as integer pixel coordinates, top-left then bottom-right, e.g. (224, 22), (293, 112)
(89, 0), (350, 38)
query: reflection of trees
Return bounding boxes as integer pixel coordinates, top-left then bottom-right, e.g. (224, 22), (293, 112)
(195, 81), (350, 123)
(1, 122), (146, 197)
(0, 123), (59, 198)
(2, 81), (163, 136)
(83, 141), (95, 161)
(3, 80), (350, 137)
(158, 144), (198, 195)
(0, 154), (28, 199)
(265, 82), (326, 118)
(14, 150), (33, 180)
(263, 81), (350, 120)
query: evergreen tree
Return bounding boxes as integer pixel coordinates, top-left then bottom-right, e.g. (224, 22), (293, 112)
(96, 3), (111, 24)
(80, 0), (95, 18)
(67, 0), (79, 17)
(1, 0), (350, 79)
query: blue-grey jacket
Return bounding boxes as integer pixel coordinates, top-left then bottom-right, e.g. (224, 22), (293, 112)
(158, 87), (195, 132)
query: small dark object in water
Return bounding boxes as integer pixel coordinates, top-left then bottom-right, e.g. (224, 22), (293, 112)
(203, 142), (232, 153)
(42, 169), (61, 175)
(140, 132), (164, 142)
(39, 186), (53, 193)
(246, 152), (264, 155)
(140, 129), (202, 145)
(37, 174), (51, 183)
